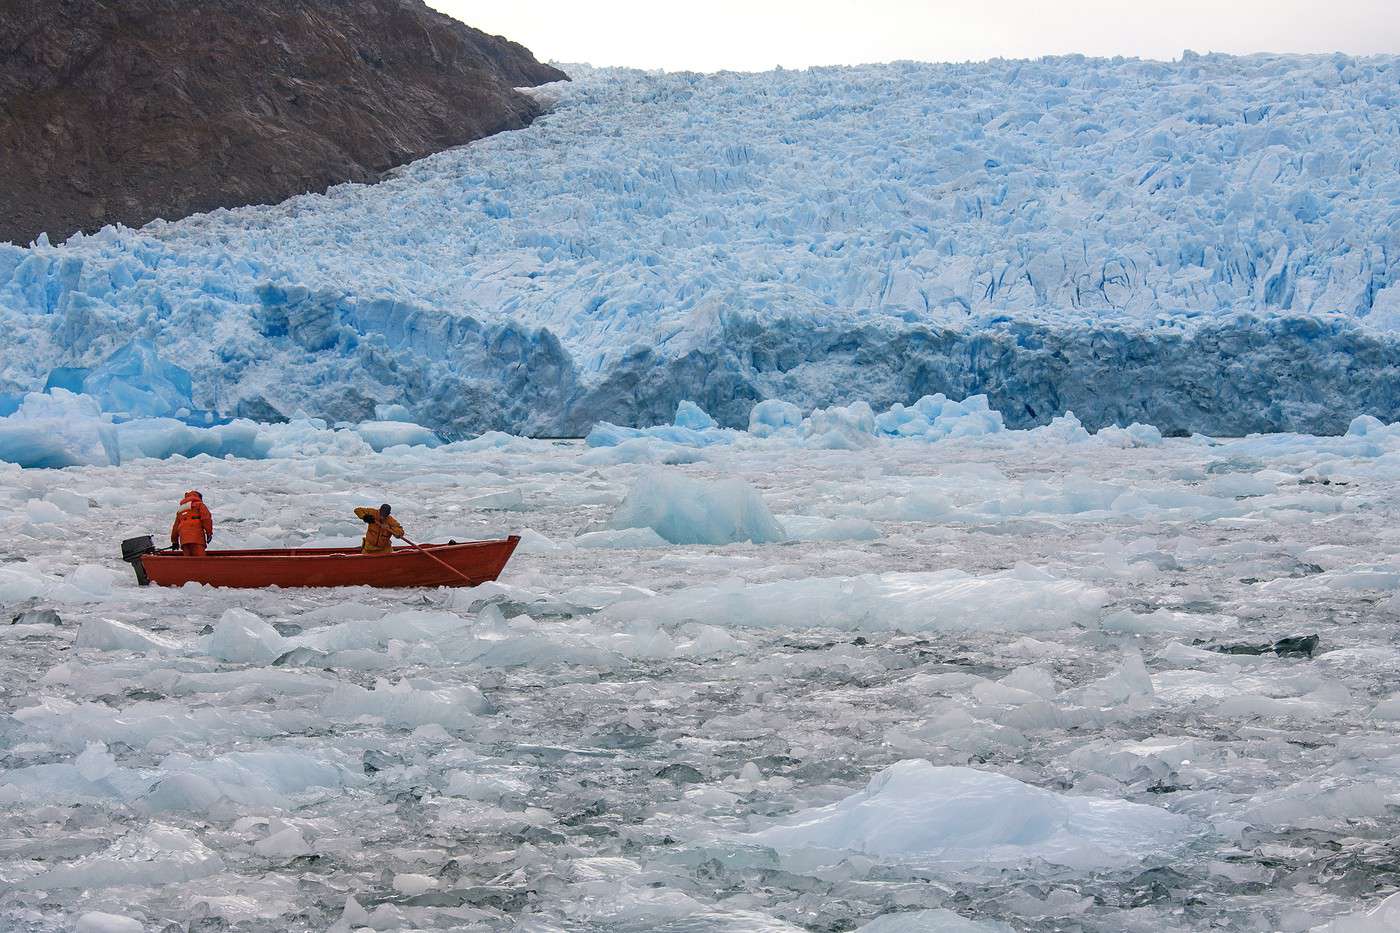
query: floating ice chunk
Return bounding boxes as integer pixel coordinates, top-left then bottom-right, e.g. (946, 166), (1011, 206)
(574, 527), (670, 549)
(45, 488), (93, 514)
(748, 399), (803, 438)
(1103, 608), (1222, 636)
(1029, 411), (1093, 444)
(801, 401), (879, 449)
(392, 873), (439, 895)
(15, 824), (224, 889)
(353, 420), (441, 452)
(1000, 666), (1057, 698)
(75, 913), (144, 933)
(855, 909), (1014, 933)
(464, 489), (525, 510)
(0, 566), (49, 603)
(1206, 473), (1278, 498)
(206, 608), (288, 664)
(75, 741), (119, 782)
(605, 568), (1106, 632)
(1073, 648), (1155, 708)
(677, 624), (746, 657)
(1313, 891), (1400, 932)
(295, 609), (465, 653)
(321, 678), (487, 730)
(605, 470), (786, 545)
(76, 618), (182, 654)
(51, 565), (119, 603)
(1240, 778), (1391, 828)
(1371, 694), (1400, 721)
(748, 759), (1191, 870)
(25, 498), (67, 524)
(777, 514), (880, 542)
(971, 680), (1044, 707)
(1095, 422), (1164, 447)
(253, 824), (312, 859)
(1345, 415), (1389, 438)
(873, 395), (1006, 442)
(584, 420), (730, 450)
(0, 389), (118, 468)
(1066, 736), (1206, 784)
(674, 399), (717, 430)
(580, 437), (706, 465)
(514, 527), (566, 553)
(145, 750), (352, 813)
(585, 421), (642, 447)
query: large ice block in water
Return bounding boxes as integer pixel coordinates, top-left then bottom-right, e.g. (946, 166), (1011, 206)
(604, 567), (1107, 632)
(673, 399), (717, 431)
(749, 759), (1192, 870)
(748, 399), (803, 438)
(0, 389), (118, 468)
(605, 470), (786, 545)
(874, 394), (1006, 441)
(205, 608), (288, 664)
(801, 401), (879, 449)
(352, 420), (441, 451)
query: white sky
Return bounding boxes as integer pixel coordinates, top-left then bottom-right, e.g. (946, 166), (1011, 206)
(431, 1), (1400, 72)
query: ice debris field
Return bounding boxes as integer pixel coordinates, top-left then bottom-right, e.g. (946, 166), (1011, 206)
(7, 394), (1400, 930)
(3, 54), (1400, 436)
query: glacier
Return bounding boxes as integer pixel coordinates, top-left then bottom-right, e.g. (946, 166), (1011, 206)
(2, 54), (1399, 436)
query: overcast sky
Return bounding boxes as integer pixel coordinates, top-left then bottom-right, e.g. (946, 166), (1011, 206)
(430, 1), (1400, 72)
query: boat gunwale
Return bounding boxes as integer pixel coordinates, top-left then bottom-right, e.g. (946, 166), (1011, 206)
(141, 537), (519, 562)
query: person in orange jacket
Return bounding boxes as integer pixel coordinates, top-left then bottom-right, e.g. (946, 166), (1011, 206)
(171, 490), (214, 556)
(355, 503), (404, 554)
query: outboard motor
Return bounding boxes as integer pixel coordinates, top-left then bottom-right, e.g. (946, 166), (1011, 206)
(121, 535), (156, 586)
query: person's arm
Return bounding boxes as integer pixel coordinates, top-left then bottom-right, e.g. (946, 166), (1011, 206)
(170, 515), (180, 546)
(355, 507), (375, 523)
(201, 504), (214, 542)
(388, 517), (405, 538)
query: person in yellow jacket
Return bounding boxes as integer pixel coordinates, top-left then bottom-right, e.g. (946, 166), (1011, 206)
(355, 503), (404, 554)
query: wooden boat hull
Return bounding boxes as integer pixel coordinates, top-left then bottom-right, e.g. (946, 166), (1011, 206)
(137, 536), (520, 589)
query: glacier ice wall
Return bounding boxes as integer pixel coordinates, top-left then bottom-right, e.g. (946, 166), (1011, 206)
(1, 54), (1398, 435)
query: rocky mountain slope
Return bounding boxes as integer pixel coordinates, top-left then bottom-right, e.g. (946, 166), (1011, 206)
(0, 0), (566, 244)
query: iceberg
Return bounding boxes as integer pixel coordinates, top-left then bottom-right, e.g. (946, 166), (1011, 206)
(748, 399), (803, 438)
(748, 759), (1192, 870)
(673, 399), (717, 431)
(604, 470), (787, 545)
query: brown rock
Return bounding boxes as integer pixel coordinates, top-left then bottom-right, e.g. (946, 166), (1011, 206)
(0, 0), (567, 245)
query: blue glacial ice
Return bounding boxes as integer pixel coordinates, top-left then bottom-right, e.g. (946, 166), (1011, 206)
(605, 470), (788, 545)
(1, 55), (1399, 436)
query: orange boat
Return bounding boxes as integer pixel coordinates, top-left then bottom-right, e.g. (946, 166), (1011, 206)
(120, 536), (519, 589)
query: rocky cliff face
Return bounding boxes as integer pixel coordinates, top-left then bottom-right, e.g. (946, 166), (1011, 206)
(0, 0), (567, 244)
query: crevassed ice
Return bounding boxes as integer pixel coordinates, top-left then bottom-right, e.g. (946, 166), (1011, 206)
(1, 57), (1398, 435)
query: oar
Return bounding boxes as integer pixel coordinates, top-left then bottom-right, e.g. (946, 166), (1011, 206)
(398, 535), (477, 588)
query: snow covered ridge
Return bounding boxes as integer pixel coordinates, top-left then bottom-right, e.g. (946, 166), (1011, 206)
(2, 55), (1399, 434)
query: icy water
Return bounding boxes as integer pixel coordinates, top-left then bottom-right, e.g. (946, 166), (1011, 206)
(3, 434), (1400, 932)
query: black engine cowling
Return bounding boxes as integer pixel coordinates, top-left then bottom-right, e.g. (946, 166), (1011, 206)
(120, 535), (155, 586)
